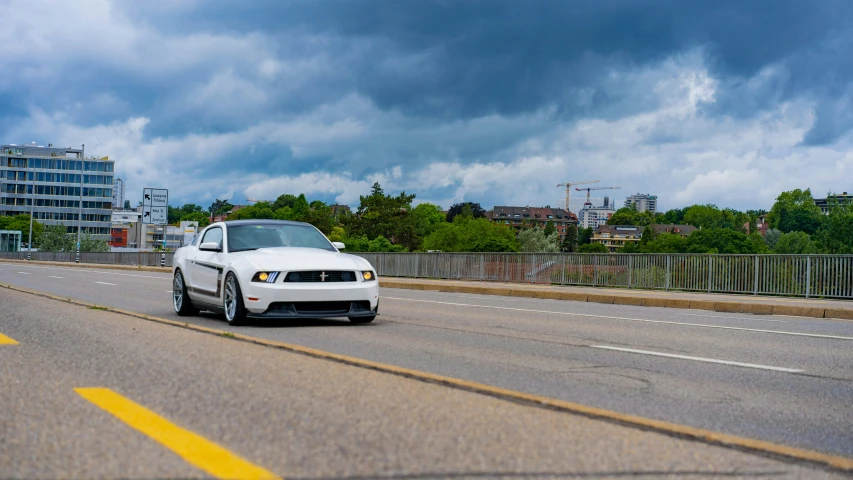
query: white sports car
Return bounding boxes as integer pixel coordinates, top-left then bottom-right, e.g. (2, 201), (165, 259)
(172, 219), (379, 325)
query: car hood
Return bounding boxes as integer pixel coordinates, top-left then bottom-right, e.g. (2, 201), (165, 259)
(232, 247), (374, 272)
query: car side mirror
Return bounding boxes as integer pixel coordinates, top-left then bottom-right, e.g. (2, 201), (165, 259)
(332, 242), (345, 250)
(199, 242), (221, 252)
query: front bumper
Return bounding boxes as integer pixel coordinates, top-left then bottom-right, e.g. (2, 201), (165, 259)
(240, 280), (379, 316)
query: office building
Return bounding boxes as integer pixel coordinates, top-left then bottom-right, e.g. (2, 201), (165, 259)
(1, 143), (114, 240)
(487, 206), (578, 238)
(813, 192), (852, 214)
(625, 193), (658, 213)
(113, 177), (125, 209)
(579, 196), (615, 229)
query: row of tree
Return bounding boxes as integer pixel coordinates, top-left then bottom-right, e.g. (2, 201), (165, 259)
(0, 214), (109, 252)
(604, 189), (852, 254)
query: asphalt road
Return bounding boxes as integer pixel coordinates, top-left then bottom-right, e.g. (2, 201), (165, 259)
(4, 287), (846, 479)
(2, 261), (852, 461)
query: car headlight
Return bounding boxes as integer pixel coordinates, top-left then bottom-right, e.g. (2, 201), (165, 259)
(361, 271), (376, 281)
(252, 271), (280, 283)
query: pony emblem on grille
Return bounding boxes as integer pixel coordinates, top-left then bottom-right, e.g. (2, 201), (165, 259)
(319, 272), (328, 282)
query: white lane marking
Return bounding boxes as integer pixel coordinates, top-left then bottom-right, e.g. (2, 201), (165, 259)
(48, 276), (64, 279)
(17, 272), (29, 275)
(0, 263), (169, 280)
(672, 312), (788, 323)
(383, 297), (853, 341)
(590, 345), (804, 373)
(94, 281), (117, 286)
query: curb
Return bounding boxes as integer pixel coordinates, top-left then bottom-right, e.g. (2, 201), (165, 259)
(379, 279), (853, 321)
(1, 281), (852, 474)
(0, 258), (170, 273)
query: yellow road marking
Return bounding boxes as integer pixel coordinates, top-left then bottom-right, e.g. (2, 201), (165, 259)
(75, 388), (279, 480)
(4, 283), (852, 473)
(0, 332), (18, 344)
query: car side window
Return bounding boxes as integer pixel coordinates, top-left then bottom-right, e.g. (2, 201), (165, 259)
(201, 227), (222, 247)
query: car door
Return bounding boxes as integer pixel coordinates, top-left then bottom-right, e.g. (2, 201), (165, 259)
(188, 226), (226, 302)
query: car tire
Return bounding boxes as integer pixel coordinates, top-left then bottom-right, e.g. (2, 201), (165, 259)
(173, 270), (199, 316)
(223, 272), (248, 326)
(348, 315), (375, 324)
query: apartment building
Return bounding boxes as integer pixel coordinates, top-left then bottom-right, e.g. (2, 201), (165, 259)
(592, 224), (697, 252)
(112, 177), (125, 209)
(813, 192), (852, 214)
(625, 193), (658, 213)
(0, 143), (114, 240)
(487, 206), (578, 238)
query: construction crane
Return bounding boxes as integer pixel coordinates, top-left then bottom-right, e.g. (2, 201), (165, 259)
(575, 186), (621, 206)
(556, 180), (599, 213)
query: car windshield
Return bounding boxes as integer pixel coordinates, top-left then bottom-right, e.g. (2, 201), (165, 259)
(227, 224), (336, 252)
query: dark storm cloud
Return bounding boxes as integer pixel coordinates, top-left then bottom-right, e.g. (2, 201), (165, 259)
(111, 0), (853, 143)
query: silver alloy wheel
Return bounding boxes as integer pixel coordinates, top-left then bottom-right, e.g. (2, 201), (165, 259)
(224, 275), (237, 321)
(173, 273), (184, 312)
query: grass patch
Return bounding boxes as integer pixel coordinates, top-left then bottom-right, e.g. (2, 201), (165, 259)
(88, 305), (109, 311)
(220, 331), (235, 338)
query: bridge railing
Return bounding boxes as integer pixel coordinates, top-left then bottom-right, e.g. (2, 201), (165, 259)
(2, 251), (851, 299)
(353, 253), (853, 299)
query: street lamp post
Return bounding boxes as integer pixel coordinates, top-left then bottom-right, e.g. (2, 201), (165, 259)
(28, 158), (34, 261)
(76, 144), (84, 263)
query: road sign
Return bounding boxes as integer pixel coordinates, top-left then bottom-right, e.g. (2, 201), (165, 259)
(142, 188), (168, 225)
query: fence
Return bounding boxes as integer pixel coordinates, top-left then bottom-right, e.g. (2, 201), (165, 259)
(0, 251), (174, 267)
(1, 251), (852, 299)
(355, 253), (853, 299)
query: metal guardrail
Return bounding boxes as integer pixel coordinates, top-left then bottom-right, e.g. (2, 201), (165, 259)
(0, 251), (174, 267)
(354, 253), (853, 299)
(2, 251), (851, 299)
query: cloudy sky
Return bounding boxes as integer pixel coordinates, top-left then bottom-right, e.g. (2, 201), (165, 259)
(2, 0), (852, 212)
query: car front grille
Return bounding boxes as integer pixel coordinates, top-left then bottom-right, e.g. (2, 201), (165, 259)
(283, 271), (356, 282)
(266, 301), (371, 315)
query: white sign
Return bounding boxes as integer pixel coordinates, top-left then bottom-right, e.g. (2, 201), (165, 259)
(142, 188), (169, 225)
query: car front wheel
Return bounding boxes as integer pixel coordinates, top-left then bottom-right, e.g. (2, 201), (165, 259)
(173, 270), (199, 316)
(223, 273), (248, 326)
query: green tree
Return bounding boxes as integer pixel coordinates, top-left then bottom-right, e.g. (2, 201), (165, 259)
(208, 199), (233, 218)
(640, 232), (688, 253)
(302, 201), (335, 234)
(79, 230), (110, 252)
(517, 227), (560, 252)
(0, 214), (43, 248)
(423, 216), (519, 252)
(445, 202), (486, 222)
(578, 243), (608, 253)
(341, 182), (417, 248)
(37, 224), (74, 251)
(607, 207), (654, 226)
(273, 194), (298, 210)
(683, 228), (765, 254)
(578, 227), (594, 245)
(813, 203), (853, 254)
(658, 208), (686, 224)
(764, 228), (782, 250)
(543, 220), (556, 237)
(180, 212), (212, 228)
(226, 202), (276, 220)
(560, 224), (579, 252)
(410, 203), (446, 240)
(774, 231), (816, 254)
(368, 235), (405, 252)
(767, 189), (823, 234)
(123, 200), (131, 209)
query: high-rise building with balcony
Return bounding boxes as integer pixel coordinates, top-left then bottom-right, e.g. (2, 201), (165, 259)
(112, 177), (125, 210)
(0, 143), (115, 240)
(624, 193), (658, 213)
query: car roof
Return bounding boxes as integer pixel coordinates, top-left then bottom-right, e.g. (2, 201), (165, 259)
(217, 219), (312, 227)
